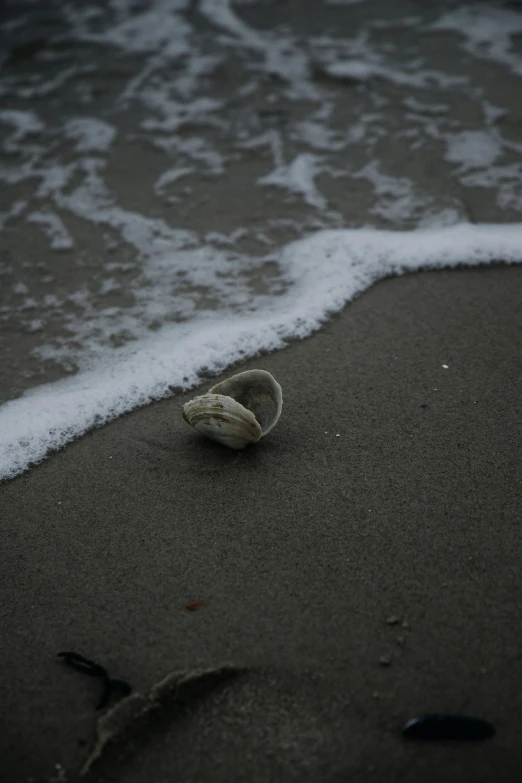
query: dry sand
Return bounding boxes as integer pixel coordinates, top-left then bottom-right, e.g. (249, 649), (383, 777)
(2, 263), (522, 782)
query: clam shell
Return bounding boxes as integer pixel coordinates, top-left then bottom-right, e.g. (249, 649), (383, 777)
(182, 369), (283, 449)
(182, 393), (262, 449)
(209, 370), (282, 435)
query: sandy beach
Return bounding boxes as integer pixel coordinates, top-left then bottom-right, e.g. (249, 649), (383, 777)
(2, 0), (522, 780)
(2, 262), (522, 782)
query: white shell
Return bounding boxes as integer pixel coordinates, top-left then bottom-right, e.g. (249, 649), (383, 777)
(182, 393), (262, 449)
(182, 369), (283, 449)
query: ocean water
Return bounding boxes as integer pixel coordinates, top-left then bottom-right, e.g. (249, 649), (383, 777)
(1, 0), (522, 480)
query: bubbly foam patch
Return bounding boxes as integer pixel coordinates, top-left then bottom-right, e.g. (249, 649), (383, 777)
(27, 211), (75, 251)
(259, 154), (327, 211)
(431, 6), (522, 78)
(445, 131), (502, 169)
(1, 223), (522, 481)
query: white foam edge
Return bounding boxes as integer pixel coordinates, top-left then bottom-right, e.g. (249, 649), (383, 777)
(1, 221), (522, 481)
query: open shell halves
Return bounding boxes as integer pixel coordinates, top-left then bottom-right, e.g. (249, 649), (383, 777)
(182, 369), (282, 450)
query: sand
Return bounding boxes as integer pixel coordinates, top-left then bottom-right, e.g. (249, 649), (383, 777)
(2, 263), (522, 782)
(2, 0), (522, 779)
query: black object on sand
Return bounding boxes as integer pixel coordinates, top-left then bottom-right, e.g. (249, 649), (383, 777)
(403, 714), (496, 741)
(58, 651), (132, 710)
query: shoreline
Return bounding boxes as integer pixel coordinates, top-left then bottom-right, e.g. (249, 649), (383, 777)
(2, 263), (522, 781)
(3, 225), (522, 484)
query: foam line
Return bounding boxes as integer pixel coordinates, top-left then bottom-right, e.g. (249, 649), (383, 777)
(1, 223), (521, 481)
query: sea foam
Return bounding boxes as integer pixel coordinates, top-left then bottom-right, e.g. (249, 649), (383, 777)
(1, 222), (521, 481)
(2, 0), (522, 480)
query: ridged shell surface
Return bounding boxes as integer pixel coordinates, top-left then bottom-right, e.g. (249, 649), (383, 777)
(182, 393), (262, 449)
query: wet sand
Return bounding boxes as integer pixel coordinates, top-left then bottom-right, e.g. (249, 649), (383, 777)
(2, 262), (522, 782)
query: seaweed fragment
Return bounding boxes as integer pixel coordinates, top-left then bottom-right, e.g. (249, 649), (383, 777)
(58, 651), (132, 710)
(403, 714), (496, 741)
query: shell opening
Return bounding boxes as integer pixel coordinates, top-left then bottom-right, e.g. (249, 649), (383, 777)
(182, 370), (282, 449)
(209, 369), (282, 435)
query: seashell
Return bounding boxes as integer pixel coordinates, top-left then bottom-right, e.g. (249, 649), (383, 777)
(182, 369), (282, 449)
(208, 370), (282, 436)
(182, 393), (262, 450)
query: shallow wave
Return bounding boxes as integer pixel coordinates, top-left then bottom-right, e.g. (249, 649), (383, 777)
(1, 222), (522, 480)
(1, 0), (522, 477)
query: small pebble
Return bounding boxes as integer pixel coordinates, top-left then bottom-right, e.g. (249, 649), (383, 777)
(386, 616), (400, 625)
(185, 600), (206, 612)
(395, 635), (405, 646)
(379, 656), (392, 667)
(403, 714), (495, 741)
